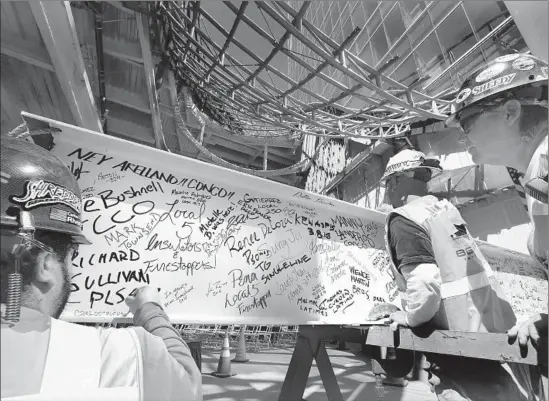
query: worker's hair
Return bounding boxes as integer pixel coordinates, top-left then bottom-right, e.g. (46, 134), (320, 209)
(0, 229), (73, 303)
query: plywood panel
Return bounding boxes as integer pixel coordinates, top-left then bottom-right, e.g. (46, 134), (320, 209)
(102, 3), (140, 43)
(104, 54), (148, 103)
(0, 2), (44, 45)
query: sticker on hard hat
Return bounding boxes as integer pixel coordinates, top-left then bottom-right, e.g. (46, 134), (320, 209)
(385, 159), (422, 174)
(50, 207), (81, 226)
(494, 54), (520, 63)
(475, 63), (507, 83)
(455, 88), (472, 103)
(472, 73), (516, 96)
(512, 57), (535, 71)
(10, 180), (82, 214)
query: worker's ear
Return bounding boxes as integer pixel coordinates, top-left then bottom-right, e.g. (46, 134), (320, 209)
(503, 99), (522, 127)
(33, 251), (59, 292)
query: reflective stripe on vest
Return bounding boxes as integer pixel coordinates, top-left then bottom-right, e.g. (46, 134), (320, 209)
(441, 269), (493, 299)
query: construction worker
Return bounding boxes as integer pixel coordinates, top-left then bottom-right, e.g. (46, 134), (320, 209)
(381, 148), (533, 400)
(0, 138), (202, 401)
(446, 53), (547, 399)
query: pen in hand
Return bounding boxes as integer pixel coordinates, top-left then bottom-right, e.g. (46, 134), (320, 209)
(124, 287), (162, 317)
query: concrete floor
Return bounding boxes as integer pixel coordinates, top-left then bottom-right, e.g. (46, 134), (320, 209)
(201, 346), (437, 401)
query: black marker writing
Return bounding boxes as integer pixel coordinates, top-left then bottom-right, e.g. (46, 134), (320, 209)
(155, 199), (205, 227)
(143, 257), (216, 275)
(257, 217), (293, 239)
(236, 290), (271, 315)
(84, 268), (150, 290)
(68, 148), (113, 165)
(228, 268), (259, 288)
(84, 199), (155, 235)
(68, 161), (89, 181)
(224, 231), (261, 257)
(261, 255), (311, 284)
(72, 249), (140, 269)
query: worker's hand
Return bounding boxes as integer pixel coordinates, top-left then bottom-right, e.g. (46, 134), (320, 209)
(125, 286), (163, 315)
(508, 313), (548, 350)
(389, 311), (409, 331)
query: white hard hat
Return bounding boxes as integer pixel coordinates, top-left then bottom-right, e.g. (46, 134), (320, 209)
(380, 149), (442, 185)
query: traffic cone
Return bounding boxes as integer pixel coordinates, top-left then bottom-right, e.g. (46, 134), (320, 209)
(232, 325), (249, 363)
(211, 332), (236, 378)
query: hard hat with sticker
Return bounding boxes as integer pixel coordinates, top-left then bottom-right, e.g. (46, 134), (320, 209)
(512, 56), (536, 71)
(1, 138), (91, 244)
(475, 63), (507, 83)
(472, 73), (516, 96)
(446, 53), (548, 127)
(455, 88), (472, 103)
(380, 149), (442, 185)
(494, 54), (521, 63)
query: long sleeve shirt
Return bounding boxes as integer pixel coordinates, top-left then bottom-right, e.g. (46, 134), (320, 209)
(388, 215), (442, 327)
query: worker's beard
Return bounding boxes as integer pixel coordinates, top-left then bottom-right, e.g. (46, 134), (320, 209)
(52, 261), (72, 319)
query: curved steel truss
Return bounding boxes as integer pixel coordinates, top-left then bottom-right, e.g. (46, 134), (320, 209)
(154, 1), (454, 142)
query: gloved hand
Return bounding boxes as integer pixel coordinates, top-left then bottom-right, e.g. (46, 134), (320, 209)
(125, 286), (164, 315)
(508, 313), (548, 350)
(389, 311), (410, 331)
(508, 313), (548, 371)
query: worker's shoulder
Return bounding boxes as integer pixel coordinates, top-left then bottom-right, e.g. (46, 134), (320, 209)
(410, 195), (458, 216)
(388, 213), (410, 227)
(388, 213), (425, 234)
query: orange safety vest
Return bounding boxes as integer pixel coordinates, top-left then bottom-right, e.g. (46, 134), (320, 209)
(385, 195), (517, 332)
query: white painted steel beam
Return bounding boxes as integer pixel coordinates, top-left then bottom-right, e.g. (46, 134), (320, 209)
(505, 1), (548, 62)
(29, 1), (103, 133)
(136, 12), (164, 149)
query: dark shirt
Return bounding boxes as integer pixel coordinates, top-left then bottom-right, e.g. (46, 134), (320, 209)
(388, 215), (436, 271)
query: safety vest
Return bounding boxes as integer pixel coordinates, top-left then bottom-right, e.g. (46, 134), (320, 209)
(385, 195), (517, 332)
(1, 319), (141, 401)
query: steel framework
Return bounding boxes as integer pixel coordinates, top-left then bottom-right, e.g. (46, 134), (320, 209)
(154, 1), (455, 144)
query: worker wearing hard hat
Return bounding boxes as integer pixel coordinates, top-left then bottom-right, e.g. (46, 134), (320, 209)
(0, 138), (202, 401)
(446, 54), (548, 390)
(381, 148), (534, 400)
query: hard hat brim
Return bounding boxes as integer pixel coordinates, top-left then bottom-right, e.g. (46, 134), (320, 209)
(380, 165), (443, 187)
(73, 233), (92, 245)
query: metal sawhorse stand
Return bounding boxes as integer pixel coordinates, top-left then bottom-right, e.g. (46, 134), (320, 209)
(278, 325), (544, 401)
